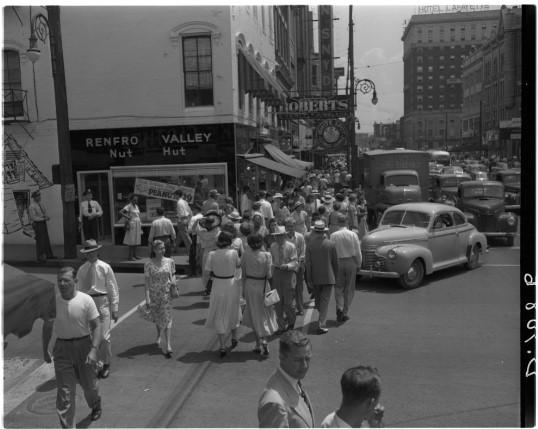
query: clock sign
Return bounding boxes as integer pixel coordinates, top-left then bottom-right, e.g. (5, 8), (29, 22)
(316, 119), (347, 149)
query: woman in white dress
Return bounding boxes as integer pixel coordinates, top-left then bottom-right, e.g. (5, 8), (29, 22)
(242, 233), (278, 356)
(204, 231), (242, 358)
(120, 194), (143, 261)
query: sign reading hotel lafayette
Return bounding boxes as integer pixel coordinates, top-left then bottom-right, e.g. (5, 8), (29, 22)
(416, 4), (490, 14)
(277, 95), (350, 119)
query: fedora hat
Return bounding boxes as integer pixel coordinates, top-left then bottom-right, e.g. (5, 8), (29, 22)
(80, 239), (102, 254)
(271, 225), (287, 236)
(312, 220), (328, 232)
(202, 210), (222, 229)
(228, 211), (242, 222)
(273, 193), (283, 199)
(293, 201), (304, 209)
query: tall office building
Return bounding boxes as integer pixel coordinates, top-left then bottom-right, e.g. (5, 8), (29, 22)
(401, 8), (499, 150)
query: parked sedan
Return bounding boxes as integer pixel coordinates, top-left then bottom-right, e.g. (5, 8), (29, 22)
(359, 203), (487, 289)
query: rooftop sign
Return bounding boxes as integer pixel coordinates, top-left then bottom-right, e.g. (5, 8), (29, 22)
(416, 5), (490, 15)
(276, 96), (350, 120)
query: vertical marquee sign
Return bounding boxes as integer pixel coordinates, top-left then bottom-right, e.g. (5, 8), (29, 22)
(318, 5), (334, 97)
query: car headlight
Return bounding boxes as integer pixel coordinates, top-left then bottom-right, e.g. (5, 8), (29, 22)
(387, 249), (397, 260)
(507, 215), (516, 226)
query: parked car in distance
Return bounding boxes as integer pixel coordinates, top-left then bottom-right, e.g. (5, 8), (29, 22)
(359, 202), (487, 289)
(469, 171), (489, 181)
(465, 163), (487, 176)
(429, 173), (472, 205)
(456, 180), (518, 246)
(492, 169), (521, 213)
(441, 166), (464, 176)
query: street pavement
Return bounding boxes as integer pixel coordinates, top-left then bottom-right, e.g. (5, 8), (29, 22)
(3, 242), (521, 427)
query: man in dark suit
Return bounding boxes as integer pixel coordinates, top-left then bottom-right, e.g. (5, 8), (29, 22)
(305, 220), (338, 334)
(258, 330), (314, 428)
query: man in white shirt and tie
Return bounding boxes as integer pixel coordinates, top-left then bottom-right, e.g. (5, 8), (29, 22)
(329, 213), (362, 323)
(76, 240), (119, 379)
(80, 189), (103, 241)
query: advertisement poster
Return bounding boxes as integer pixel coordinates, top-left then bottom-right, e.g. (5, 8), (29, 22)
(134, 178), (194, 203)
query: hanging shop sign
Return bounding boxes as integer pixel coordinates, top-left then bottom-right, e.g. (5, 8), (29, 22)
(314, 119), (347, 150)
(318, 5), (334, 96)
(277, 96), (349, 119)
(134, 178), (195, 203)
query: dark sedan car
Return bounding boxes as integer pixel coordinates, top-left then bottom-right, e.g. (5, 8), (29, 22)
(457, 180), (518, 246)
(492, 169), (521, 213)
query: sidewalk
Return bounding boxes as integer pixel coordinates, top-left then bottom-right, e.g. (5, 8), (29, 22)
(2, 243), (190, 273)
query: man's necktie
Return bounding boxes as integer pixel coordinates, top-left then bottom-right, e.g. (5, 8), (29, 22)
(85, 262), (97, 291)
(88, 201), (93, 214)
(297, 380), (312, 413)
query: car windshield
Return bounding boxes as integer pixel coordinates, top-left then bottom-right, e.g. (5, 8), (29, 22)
(442, 167), (463, 175)
(440, 177), (469, 187)
(380, 210), (431, 228)
(501, 173), (520, 184)
(385, 175), (419, 186)
(462, 185), (504, 198)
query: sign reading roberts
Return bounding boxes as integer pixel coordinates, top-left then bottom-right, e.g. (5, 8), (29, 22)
(277, 96), (350, 119)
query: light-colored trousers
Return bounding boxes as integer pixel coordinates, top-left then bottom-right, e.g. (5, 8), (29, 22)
(334, 257), (357, 316)
(93, 295), (112, 364)
(273, 269), (296, 330)
(53, 336), (100, 428)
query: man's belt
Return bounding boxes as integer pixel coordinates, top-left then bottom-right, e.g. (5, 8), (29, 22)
(57, 335), (90, 341)
(89, 292), (108, 297)
(245, 275), (266, 280)
(212, 274), (234, 279)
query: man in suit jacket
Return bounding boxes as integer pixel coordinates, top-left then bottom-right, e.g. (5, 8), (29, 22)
(305, 220), (338, 335)
(258, 330), (314, 428)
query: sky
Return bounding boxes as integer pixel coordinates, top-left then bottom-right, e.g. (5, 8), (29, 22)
(331, 5), (417, 133)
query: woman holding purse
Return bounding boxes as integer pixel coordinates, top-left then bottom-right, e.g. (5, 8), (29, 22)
(241, 233), (278, 357)
(143, 239), (177, 358)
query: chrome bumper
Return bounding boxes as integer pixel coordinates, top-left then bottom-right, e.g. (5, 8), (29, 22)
(483, 232), (516, 237)
(358, 269), (400, 279)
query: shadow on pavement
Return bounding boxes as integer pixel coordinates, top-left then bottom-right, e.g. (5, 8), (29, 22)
(192, 318), (206, 326)
(116, 343), (162, 359)
(131, 283), (145, 288)
(177, 349), (266, 364)
(356, 279), (409, 293)
(173, 302), (209, 311)
(179, 290), (206, 297)
(76, 414), (92, 428)
(36, 378), (56, 393)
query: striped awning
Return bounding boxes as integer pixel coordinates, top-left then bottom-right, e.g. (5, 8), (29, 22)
(245, 155), (306, 179)
(237, 51), (283, 106)
(264, 144), (313, 170)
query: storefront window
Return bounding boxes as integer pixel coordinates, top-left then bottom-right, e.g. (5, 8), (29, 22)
(110, 164), (227, 243)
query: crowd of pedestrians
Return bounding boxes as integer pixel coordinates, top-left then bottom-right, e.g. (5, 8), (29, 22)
(43, 166), (382, 427)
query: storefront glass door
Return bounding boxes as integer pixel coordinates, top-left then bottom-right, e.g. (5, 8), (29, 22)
(77, 171), (112, 243)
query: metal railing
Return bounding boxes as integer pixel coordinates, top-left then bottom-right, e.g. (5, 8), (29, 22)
(3, 88), (29, 122)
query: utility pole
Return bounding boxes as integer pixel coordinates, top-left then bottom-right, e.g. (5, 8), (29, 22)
(348, 5), (355, 183)
(47, 6), (77, 258)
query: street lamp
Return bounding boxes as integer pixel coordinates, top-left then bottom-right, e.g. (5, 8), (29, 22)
(26, 7), (78, 258)
(354, 78), (378, 106)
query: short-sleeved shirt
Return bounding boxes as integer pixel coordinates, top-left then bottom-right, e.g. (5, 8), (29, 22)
(54, 291), (99, 339)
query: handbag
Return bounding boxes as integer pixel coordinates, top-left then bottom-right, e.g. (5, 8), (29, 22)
(169, 266), (180, 299)
(264, 282), (280, 307)
(123, 218), (131, 231)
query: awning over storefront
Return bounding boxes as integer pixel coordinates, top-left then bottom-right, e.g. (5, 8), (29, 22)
(245, 155), (306, 179)
(238, 50), (283, 107)
(264, 144), (313, 170)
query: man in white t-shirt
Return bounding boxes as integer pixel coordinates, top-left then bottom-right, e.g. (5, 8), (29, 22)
(43, 266), (103, 428)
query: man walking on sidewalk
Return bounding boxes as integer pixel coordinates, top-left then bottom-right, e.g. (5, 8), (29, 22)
(43, 266), (103, 428)
(148, 207), (176, 257)
(305, 220), (338, 335)
(76, 240), (119, 380)
(284, 217), (306, 316)
(258, 330), (314, 428)
(330, 213), (362, 323)
(270, 226), (298, 333)
(174, 189), (192, 256)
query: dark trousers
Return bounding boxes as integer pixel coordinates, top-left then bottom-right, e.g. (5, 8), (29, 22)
(33, 221), (54, 261)
(53, 336), (100, 428)
(294, 262), (305, 312)
(82, 218), (99, 241)
(189, 234), (198, 275)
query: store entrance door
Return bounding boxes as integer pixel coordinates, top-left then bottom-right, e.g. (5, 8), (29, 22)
(77, 171), (112, 243)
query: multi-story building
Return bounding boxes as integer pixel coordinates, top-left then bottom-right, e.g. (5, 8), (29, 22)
(3, 6), (317, 246)
(401, 9), (499, 150)
(373, 120), (401, 149)
(462, 5), (521, 159)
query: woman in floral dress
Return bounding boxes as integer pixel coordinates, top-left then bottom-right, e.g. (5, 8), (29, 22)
(144, 239), (176, 358)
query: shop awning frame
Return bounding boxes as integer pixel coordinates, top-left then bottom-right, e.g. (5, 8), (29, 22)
(244, 154), (306, 179)
(263, 143), (313, 170)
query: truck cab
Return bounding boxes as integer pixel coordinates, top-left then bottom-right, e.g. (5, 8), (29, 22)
(377, 169), (422, 212)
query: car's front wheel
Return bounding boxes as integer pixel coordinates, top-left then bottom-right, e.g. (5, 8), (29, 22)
(398, 259), (424, 289)
(466, 243), (480, 269)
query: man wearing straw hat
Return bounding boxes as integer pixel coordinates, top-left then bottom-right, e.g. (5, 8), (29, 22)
(76, 240), (119, 379)
(269, 226), (298, 333)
